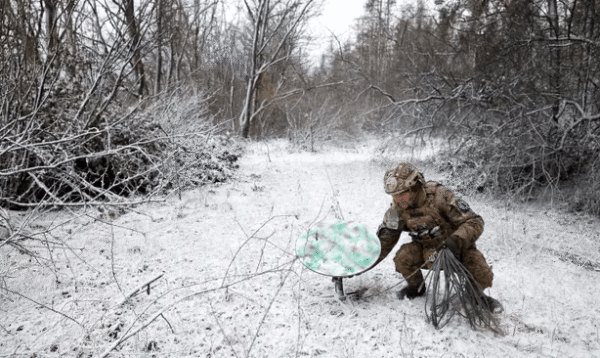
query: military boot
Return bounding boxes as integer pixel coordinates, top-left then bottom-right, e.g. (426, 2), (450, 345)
(397, 284), (426, 300)
(480, 294), (504, 314)
(397, 269), (426, 300)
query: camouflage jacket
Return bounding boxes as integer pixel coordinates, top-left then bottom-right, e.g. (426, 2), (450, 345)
(381, 182), (484, 250)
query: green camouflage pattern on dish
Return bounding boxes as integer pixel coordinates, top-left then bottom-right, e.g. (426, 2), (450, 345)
(296, 220), (381, 277)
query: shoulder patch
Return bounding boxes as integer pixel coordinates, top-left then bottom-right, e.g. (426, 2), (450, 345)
(456, 199), (471, 213)
(383, 207), (401, 230)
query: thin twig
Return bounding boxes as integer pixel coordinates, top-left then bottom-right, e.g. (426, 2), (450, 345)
(118, 273), (165, 306)
(3, 288), (83, 328)
(209, 300), (241, 358)
(223, 215), (295, 287)
(247, 262), (294, 357)
(110, 225), (123, 295)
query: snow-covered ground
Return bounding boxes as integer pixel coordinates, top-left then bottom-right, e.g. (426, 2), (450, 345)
(2, 137), (600, 357)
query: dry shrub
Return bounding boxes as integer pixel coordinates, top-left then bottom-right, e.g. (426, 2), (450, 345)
(409, 79), (600, 214)
(145, 92), (243, 191)
(285, 97), (371, 152)
(443, 111), (600, 209)
(435, 159), (489, 196)
(0, 87), (243, 208)
(561, 164), (600, 215)
(0, 91), (149, 206)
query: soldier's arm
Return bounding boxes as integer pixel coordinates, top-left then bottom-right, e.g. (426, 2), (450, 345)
(375, 203), (403, 263)
(437, 186), (484, 249)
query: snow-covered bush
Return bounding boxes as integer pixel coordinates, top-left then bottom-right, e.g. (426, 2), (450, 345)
(0, 89), (243, 208)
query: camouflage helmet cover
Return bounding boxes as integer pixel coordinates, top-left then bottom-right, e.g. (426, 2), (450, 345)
(383, 163), (425, 196)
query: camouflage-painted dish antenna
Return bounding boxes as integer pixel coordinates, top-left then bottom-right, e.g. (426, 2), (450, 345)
(296, 220), (381, 277)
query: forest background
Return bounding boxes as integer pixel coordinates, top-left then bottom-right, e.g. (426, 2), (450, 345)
(2, 0), (600, 226)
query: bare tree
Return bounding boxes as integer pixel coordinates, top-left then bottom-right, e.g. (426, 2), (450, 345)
(155, 0), (163, 95)
(546, 0), (561, 121)
(43, 0), (59, 53)
(113, 0), (147, 98)
(238, 0), (316, 138)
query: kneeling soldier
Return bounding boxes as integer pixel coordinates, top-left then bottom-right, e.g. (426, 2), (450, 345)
(376, 162), (503, 313)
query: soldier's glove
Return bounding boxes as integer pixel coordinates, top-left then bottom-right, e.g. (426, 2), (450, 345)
(376, 225), (401, 241)
(409, 225), (444, 241)
(376, 225), (401, 251)
(429, 226), (444, 240)
(443, 235), (462, 262)
(409, 224), (429, 241)
(376, 225), (401, 265)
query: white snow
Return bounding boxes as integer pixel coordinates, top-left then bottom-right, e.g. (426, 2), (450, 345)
(1, 137), (600, 357)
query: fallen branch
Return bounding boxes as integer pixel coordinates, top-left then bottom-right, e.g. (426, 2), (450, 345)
(98, 292), (205, 358)
(118, 273), (165, 306)
(97, 260), (297, 358)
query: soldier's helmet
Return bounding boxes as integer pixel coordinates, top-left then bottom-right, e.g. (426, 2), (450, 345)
(383, 162), (425, 196)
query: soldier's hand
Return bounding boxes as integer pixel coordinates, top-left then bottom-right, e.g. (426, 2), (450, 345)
(377, 225), (401, 240)
(408, 231), (422, 240)
(409, 224), (429, 240)
(443, 235), (462, 262)
(410, 225), (443, 241)
(429, 226), (444, 240)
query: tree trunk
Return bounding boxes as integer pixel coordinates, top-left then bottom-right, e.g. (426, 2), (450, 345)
(155, 0), (163, 95)
(63, 0), (78, 79)
(240, 0), (268, 139)
(123, 0), (146, 98)
(582, 0), (595, 110)
(43, 0), (58, 55)
(240, 75), (258, 138)
(167, 41), (175, 87)
(238, 0), (314, 138)
(546, 0), (560, 121)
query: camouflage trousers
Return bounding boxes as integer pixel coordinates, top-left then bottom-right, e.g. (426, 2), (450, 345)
(378, 231), (493, 290)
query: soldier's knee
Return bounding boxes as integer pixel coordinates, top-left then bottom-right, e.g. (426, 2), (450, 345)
(473, 265), (493, 289)
(393, 243), (423, 274)
(463, 249), (494, 289)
